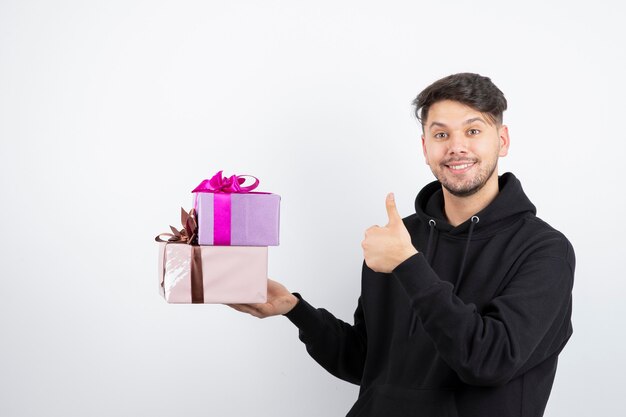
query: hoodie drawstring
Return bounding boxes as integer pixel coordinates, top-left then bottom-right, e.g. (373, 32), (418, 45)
(453, 215), (479, 295)
(425, 219), (437, 262)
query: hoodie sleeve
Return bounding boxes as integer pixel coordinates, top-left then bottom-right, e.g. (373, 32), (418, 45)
(392, 236), (575, 387)
(284, 293), (367, 385)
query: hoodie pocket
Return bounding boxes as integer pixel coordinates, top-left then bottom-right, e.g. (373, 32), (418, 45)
(346, 385), (458, 417)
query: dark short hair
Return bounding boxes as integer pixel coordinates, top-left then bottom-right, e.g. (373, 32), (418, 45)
(413, 73), (507, 130)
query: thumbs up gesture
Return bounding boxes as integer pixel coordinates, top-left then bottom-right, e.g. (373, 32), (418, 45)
(361, 193), (418, 273)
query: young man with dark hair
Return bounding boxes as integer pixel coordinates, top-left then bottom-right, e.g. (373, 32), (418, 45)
(229, 73), (575, 417)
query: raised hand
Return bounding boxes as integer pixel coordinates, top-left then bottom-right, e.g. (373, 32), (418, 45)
(361, 193), (418, 273)
(227, 278), (299, 318)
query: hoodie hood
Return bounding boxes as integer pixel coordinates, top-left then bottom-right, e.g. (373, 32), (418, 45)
(415, 172), (536, 237)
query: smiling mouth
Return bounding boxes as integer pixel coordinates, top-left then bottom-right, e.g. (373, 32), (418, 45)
(445, 162), (476, 171)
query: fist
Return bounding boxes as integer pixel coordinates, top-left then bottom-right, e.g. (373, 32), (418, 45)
(361, 193), (417, 273)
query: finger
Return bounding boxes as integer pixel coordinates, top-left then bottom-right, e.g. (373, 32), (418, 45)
(385, 192), (402, 225)
(231, 302), (272, 318)
(228, 303), (261, 317)
(227, 303), (248, 313)
(364, 225), (379, 234)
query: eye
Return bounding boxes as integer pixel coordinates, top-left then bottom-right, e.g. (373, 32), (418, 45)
(468, 129), (481, 135)
(434, 132), (448, 139)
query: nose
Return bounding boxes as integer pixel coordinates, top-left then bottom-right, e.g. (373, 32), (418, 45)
(448, 131), (469, 154)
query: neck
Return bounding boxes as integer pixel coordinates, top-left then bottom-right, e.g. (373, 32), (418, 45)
(443, 172), (500, 227)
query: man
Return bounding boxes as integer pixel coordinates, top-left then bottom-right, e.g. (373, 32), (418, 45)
(229, 73), (575, 417)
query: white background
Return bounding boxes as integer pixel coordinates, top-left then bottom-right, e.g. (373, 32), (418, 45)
(1, 0), (624, 416)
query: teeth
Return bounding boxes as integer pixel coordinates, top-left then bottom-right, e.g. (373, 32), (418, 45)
(449, 163), (473, 170)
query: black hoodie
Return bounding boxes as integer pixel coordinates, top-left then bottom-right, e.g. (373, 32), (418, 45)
(285, 173), (575, 417)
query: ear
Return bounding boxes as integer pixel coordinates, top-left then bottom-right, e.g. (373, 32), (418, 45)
(498, 125), (510, 157)
(421, 134), (429, 165)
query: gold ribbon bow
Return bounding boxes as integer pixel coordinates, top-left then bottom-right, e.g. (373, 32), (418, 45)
(155, 207), (198, 244)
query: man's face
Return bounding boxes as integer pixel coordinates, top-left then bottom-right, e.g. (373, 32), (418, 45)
(421, 100), (510, 197)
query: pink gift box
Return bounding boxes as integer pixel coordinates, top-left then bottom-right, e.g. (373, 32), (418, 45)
(158, 243), (268, 304)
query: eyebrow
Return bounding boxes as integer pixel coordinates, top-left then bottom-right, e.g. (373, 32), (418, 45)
(428, 117), (486, 131)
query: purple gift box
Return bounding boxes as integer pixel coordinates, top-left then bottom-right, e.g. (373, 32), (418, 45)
(193, 171), (281, 246)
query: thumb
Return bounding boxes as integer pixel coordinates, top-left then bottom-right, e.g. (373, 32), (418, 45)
(385, 193), (402, 226)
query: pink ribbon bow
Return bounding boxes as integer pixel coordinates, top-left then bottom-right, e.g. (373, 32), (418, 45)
(191, 170), (259, 194)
